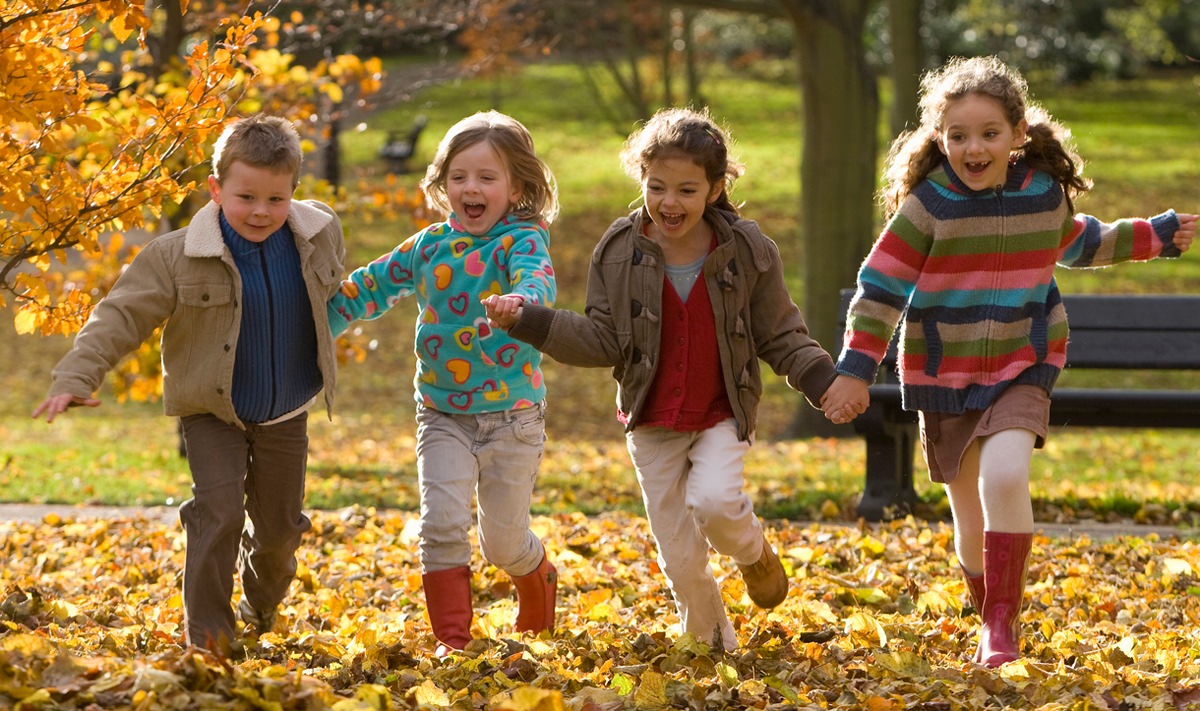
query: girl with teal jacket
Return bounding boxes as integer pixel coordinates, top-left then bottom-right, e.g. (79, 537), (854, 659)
(327, 111), (558, 656)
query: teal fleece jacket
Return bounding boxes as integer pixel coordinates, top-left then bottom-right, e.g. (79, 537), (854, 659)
(328, 213), (555, 414)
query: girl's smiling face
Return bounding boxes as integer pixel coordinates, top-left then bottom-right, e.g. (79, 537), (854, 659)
(641, 156), (723, 246)
(937, 92), (1027, 192)
(446, 140), (522, 236)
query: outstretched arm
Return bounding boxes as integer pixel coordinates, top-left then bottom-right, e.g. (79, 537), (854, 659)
(327, 233), (420, 337)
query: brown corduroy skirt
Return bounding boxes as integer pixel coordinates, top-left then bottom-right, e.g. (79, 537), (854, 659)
(918, 384), (1051, 484)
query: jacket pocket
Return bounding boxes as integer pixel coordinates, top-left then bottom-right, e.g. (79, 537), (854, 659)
(178, 282), (232, 307)
(922, 318), (943, 378)
(312, 254), (344, 290)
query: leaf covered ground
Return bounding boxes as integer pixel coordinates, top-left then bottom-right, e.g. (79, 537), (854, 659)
(3, 509), (1200, 710)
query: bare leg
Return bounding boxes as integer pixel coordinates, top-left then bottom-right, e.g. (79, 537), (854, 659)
(979, 429), (1036, 534)
(945, 441), (984, 575)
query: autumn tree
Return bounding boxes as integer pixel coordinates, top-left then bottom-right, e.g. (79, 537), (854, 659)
(537, 0), (709, 130)
(247, 0), (463, 186)
(1, 1), (268, 339)
(0, 0), (419, 400)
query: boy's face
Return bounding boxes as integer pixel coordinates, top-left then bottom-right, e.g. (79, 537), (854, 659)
(208, 161), (295, 243)
(446, 140), (522, 236)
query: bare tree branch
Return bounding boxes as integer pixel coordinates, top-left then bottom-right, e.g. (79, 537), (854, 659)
(663, 0), (786, 18)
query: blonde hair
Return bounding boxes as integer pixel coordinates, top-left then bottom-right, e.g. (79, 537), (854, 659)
(211, 114), (303, 187)
(880, 55), (1091, 217)
(421, 110), (559, 224)
(620, 107), (745, 216)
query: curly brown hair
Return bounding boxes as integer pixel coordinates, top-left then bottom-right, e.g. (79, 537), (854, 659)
(880, 55), (1091, 217)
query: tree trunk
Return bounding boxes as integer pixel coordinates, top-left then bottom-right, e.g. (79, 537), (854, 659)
(682, 8), (703, 105)
(887, 0), (922, 136)
(324, 117), (341, 187)
(780, 0), (879, 436)
(150, 0), (187, 78)
(661, 4), (674, 105)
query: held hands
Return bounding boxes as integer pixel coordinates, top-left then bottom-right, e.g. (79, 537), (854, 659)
(338, 279), (360, 298)
(481, 293), (525, 330)
(1173, 213), (1197, 252)
(32, 393), (101, 423)
(820, 374), (870, 425)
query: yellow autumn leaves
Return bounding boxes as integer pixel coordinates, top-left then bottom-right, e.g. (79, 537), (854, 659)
(3, 507), (1200, 709)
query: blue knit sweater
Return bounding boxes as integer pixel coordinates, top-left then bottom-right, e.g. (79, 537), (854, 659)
(221, 214), (323, 423)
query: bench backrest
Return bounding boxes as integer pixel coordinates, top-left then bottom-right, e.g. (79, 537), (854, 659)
(837, 290), (1200, 372)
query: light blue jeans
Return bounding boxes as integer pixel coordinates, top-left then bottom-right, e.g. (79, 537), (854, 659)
(415, 402), (547, 576)
(626, 418), (761, 652)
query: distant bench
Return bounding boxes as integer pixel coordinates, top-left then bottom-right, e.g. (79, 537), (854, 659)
(837, 289), (1200, 521)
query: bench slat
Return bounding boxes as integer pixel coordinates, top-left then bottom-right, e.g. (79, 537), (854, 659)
(1060, 331), (1200, 369)
(839, 292), (1200, 370)
(1061, 294), (1200, 330)
(867, 384), (1200, 427)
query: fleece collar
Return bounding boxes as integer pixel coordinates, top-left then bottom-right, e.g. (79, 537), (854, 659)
(184, 199), (334, 258)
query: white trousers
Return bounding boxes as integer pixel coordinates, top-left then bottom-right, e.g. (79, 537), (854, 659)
(626, 419), (763, 651)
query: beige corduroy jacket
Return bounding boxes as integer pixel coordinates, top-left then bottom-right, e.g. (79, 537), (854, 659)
(47, 199), (346, 427)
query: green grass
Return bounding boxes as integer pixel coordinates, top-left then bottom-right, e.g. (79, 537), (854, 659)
(4, 62), (1200, 523)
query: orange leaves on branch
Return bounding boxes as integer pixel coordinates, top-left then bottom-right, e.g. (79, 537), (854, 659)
(2, 1), (402, 402)
(459, 0), (548, 77)
(1, 1), (270, 339)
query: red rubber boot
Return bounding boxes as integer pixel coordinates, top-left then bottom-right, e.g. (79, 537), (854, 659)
(961, 565), (986, 662)
(422, 566), (473, 655)
(978, 531), (1033, 667)
(512, 553), (557, 634)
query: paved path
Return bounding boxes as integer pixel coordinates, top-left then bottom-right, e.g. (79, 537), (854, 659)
(1, 503), (1195, 541)
(0, 503), (178, 524)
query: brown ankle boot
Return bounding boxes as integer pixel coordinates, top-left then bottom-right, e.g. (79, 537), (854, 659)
(737, 533), (788, 609)
(978, 531), (1032, 668)
(422, 566), (473, 655)
(512, 553), (557, 634)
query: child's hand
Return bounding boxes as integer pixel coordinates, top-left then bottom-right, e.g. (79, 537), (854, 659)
(338, 279), (359, 299)
(820, 374), (870, 425)
(32, 393), (100, 423)
(482, 294), (524, 330)
(1173, 213), (1197, 252)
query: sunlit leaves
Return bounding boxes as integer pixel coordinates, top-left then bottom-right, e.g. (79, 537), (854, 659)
(2, 510), (1200, 708)
(1, 1), (265, 337)
(0, 1), (425, 402)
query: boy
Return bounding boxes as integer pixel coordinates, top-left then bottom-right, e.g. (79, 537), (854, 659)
(32, 114), (346, 656)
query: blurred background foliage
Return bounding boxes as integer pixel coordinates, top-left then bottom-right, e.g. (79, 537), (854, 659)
(2, 0), (1198, 521)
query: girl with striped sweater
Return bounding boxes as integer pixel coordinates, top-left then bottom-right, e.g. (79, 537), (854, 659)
(826, 56), (1195, 667)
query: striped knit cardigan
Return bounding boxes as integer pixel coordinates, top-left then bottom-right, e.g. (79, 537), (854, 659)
(836, 158), (1183, 414)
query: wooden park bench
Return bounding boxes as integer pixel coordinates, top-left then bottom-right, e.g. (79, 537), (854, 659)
(837, 289), (1200, 521)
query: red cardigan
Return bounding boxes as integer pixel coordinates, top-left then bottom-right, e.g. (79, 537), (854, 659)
(636, 274), (734, 431)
